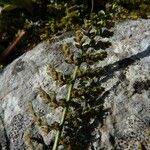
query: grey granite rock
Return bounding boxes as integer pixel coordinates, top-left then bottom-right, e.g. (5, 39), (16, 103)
(97, 19), (150, 150)
(0, 19), (150, 150)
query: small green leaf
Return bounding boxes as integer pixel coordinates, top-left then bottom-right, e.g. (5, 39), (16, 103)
(2, 4), (17, 11)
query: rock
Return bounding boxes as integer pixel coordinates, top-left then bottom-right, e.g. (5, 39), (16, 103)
(0, 19), (150, 150)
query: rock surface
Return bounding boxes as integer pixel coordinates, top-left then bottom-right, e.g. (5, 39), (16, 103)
(0, 19), (150, 150)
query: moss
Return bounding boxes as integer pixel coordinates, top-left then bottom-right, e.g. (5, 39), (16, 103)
(0, 0), (149, 65)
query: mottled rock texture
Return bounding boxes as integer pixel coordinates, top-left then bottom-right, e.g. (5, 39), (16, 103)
(0, 19), (150, 150)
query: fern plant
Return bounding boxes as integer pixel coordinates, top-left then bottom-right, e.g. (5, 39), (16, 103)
(24, 13), (113, 149)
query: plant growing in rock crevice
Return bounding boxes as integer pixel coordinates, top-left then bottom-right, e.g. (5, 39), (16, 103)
(24, 16), (113, 149)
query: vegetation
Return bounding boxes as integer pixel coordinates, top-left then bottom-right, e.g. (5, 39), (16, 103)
(0, 0), (149, 149)
(0, 0), (149, 65)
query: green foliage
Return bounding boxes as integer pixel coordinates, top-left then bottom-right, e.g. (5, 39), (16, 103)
(108, 0), (150, 19)
(40, 3), (83, 40)
(0, 0), (149, 65)
(0, 1), (85, 64)
(0, 0), (34, 13)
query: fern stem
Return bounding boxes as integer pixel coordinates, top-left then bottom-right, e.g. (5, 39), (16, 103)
(52, 65), (79, 150)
